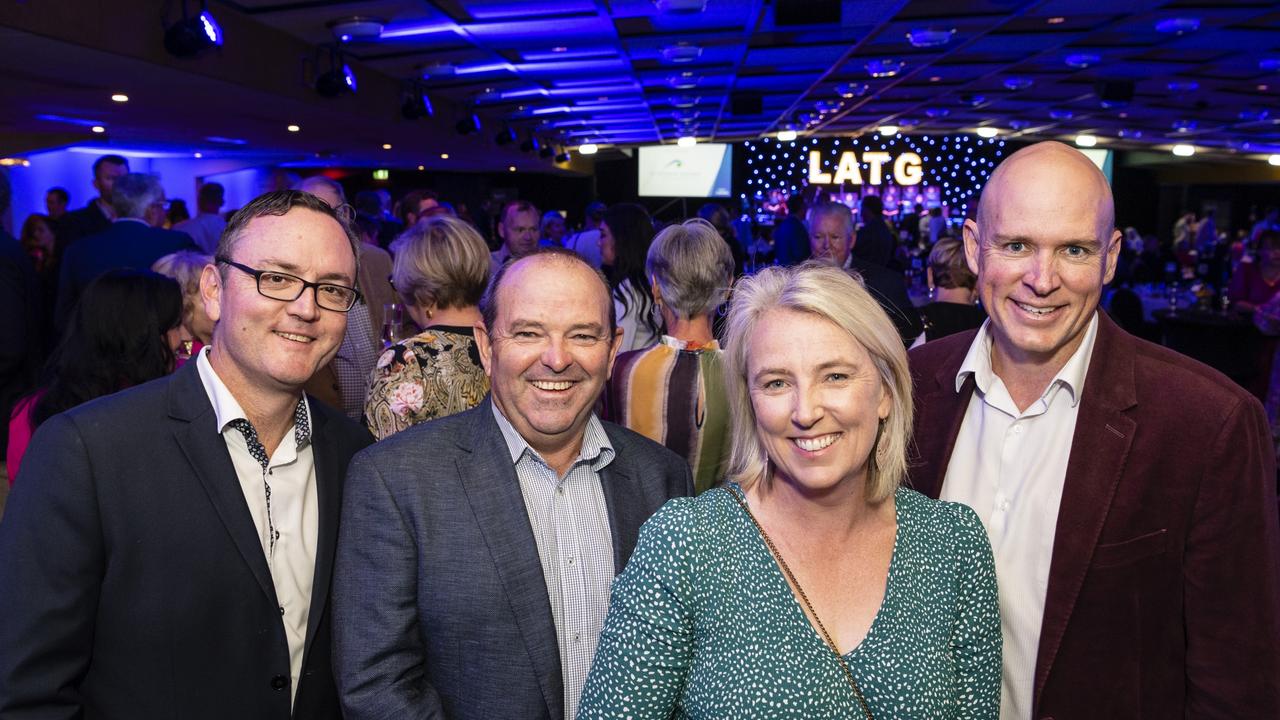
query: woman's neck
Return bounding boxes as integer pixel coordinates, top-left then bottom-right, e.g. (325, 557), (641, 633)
(662, 309), (715, 345)
(746, 472), (889, 541)
(423, 304), (483, 329)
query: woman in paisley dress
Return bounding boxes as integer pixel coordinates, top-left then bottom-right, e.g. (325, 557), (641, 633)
(364, 215), (491, 440)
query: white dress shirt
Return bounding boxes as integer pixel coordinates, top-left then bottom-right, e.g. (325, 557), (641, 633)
(492, 403), (615, 720)
(196, 348), (318, 707)
(940, 314), (1099, 720)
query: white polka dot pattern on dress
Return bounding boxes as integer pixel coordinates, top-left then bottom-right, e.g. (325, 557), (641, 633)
(577, 484), (1001, 719)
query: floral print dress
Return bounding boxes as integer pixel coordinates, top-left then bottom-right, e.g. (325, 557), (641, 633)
(363, 326), (489, 440)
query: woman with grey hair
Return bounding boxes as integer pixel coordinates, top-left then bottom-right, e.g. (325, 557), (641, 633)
(363, 215), (490, 439)
(604, 218), (733, 494)
(580, 262), (1000, 719)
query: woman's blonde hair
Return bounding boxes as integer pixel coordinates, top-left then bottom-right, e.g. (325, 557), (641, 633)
(390, 215), (491, 310)
(721, 262), (913, 503)
(152, 249), (213, 330)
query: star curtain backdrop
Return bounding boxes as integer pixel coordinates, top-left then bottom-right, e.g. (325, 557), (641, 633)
(738, 133), (1010, 221)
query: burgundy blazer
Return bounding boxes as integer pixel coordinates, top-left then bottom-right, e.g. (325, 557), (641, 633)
(908, 311), (1280, 719)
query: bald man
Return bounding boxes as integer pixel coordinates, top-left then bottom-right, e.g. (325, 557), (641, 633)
(908, 141), (1280, 718)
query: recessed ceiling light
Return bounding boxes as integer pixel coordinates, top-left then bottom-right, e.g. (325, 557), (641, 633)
(877, 125), (899, 136)
(976, 127), (999, 138)
(1047, 16), (1066, 24)
(508, 165), (517, 172)
(287, 124), (300, 132)
(418, 164), (425, 170)
(440, 153), (449, 159)
(111, 93), (129, 103)
(1259, 84), (1270, 92)
(1075, 134), (1098, 147)
(1065, 53), (1100, 69)
(382, 143), (392, 150)
(91, 126), (105, 133)
(836, 82), (869, 98)
(1172, 144), (1195, 157)
(1269, 155), (1280, 166)
(905, 27), (955, 48)
(552, 46), (568, 53)
(929, 76), (942, 82)
(1156, 17), (1200, 34)
(194, 152), (203, 158)
(660, 43), (702, 64)
(776, 130), (798, 142)
(677, 136), (696, 147)
(578, 143), (599, 155)
(865, 59), (904, 78)
(1004, 77), (1033, 91)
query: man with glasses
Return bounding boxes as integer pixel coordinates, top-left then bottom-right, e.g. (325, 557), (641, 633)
(333, 248), (692, 720)
(0, 190), (374, 719)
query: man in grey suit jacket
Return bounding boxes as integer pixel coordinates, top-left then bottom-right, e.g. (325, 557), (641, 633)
(334, 248), (694, 720)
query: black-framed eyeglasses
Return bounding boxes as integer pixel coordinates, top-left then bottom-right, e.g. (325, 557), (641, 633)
(216, 256), (362, 312)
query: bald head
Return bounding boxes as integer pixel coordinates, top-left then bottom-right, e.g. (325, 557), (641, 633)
(977, 141), (1115, 241)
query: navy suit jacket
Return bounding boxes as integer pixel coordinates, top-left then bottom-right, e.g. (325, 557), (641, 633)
(55, 219), (196, 329)
(0, 361), (374, 719)
(908, 312), (1280, 718)
(333, 396), (694, 720)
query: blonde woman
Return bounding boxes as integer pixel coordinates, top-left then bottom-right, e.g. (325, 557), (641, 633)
(152, 249), (215, 360)
(579, 262), (1000, 719)
(364, 216), (490, 439)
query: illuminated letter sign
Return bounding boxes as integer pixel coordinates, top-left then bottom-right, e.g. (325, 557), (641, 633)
(807, 149), (925, 186)
(893, 152), (923, 185)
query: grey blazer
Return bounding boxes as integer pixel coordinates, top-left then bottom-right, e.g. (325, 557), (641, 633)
(333, 396), (694, 720)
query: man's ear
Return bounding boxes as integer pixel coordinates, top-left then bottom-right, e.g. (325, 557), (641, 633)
(962, 219), (981, 276)
(199, 263), (223, 326)
(1103, 228), (1122, 285)
(473, 320), (494, 378)
(604, 326), (625, 380)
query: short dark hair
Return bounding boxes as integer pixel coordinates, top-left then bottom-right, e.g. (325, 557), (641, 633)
(47, 187), (69, 203)
(92, 154), (129, 177)
(500, 199), (539, 226)
(860, 194), (883, 217)
(197, 182), (224, 206)
(480, 246), (614, 334)
(398, 189), (439, 225)
(217, 190), (361, 277)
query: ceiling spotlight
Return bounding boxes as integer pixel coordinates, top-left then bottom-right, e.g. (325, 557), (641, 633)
(836, 82), (869, 98)
(975, 126), (999, 138)
(1075, 134), (1098, 147)
(315, 45), (357, 96)
(327, 16), (384, 42)
(287, 124), (300, 132)
(578, 144), (599, 155)
(91, 126), (106, 133)
(1171, 144), (1195, 157)
(670, 95), (699, 108)
(1269, 155), (1280, 166)
(509, 166), (517, 172)
(401, 87), (433, 119)
(455, 114), (481, 135)
(1008, 119), (1031, 130)
(814, 100), (841, 114)
(440, 153), (450, 159)
(1156, 17), (1200, 34)
(667, 72), (699, 89)
(961, 93), (988, 107)
(494, 127), (517, 145)
(677, 136), (696, 147)
(660, 43), (702, 63)
(925, 107), (950, 119)
(1173, 119), (1198, 133)
(193, 152), (203, 158)
(1261, 59), (1280, 72)
(164, 3), (223, 58)
(381, 143), (392, 150)
(111, 93), (129, 103)
(865, 59), (904, 78)
(776, 129), (798, 142)
(906, 27), (955, 48)
(877, 125), (899, 136)
(1065, 53), (1100, 69)
(1240, 108), (1271, 122)
(520, 135), (540, 153)
(554, 149), (571, 163)
(539, 143), (555, 159)
(1004, 77), (1033, 91)
(1047, 16), (1066, 25)
(1050, 109), (1074, 120)
(417, 165), (425, 170)
(1167, 80), (1199, 93)
(1118, 128), (1142, 139)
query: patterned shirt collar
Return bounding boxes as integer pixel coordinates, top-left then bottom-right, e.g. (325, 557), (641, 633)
(490, 399), (615, 473)
(196, 346), (313, 451)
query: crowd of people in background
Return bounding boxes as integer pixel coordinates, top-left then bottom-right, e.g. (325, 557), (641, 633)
(0, 143), (1278, 719)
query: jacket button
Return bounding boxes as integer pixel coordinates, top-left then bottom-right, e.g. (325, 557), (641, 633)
(271, 675), (288, 691)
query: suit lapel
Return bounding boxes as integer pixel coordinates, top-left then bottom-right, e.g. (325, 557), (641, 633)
(168, 363), (277, 603)
(458, 400), (564, 720)
(1033, 314), (1138, 712)
(301, 399), (342, 667)
(598, 433), (644, 575)
(910, 339), (976, 498)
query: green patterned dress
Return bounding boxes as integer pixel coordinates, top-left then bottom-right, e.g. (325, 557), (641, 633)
(578, 484), (1001, 719)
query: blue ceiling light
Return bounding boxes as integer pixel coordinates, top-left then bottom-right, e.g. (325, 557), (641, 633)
(1240, 108), (1270, 122)
(667, 72), (699, 89)
(327, 17), (384, 43)
(866, 59), (904, 78)
(419, 62), (457, 80)
(316, 46), (357, 97)
(814, 100), (841, 114)
(1003, 76), (1033, 91)
(1118, 128), (1143, 138)
(1008, 119), (1030, 130)
(669, 95), (699, 108)
(906, 27), (955, 48)
(654, 0), (708, 12)
(1050, 109), (1073, 120)
(1172, 119), (1198, 133)
(400, 85), (433, 119)
(925, 107), (950, 118)
(836, 82), (869, 98)
(164, 2), (223, 58)
(1260, 58), (1280, 72)
(1065, 53), (1100, 69)
(661, 43), (703, 63)
(455, 114), (481, 135)
(1155, 17), (1200, 34)
(1167, 80), (1199, 92)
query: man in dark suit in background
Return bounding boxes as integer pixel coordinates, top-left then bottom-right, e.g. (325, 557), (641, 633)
(808, 200), (923, 345)
(55, 153), (128, 253)
(852, 193), (896, 268)
(0, 190), (374, 719)
(909, 141), (1280, 718)
(55, 171), (197, 329)
(0, 171), (45, 460)
(333, 248), (693, 720)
